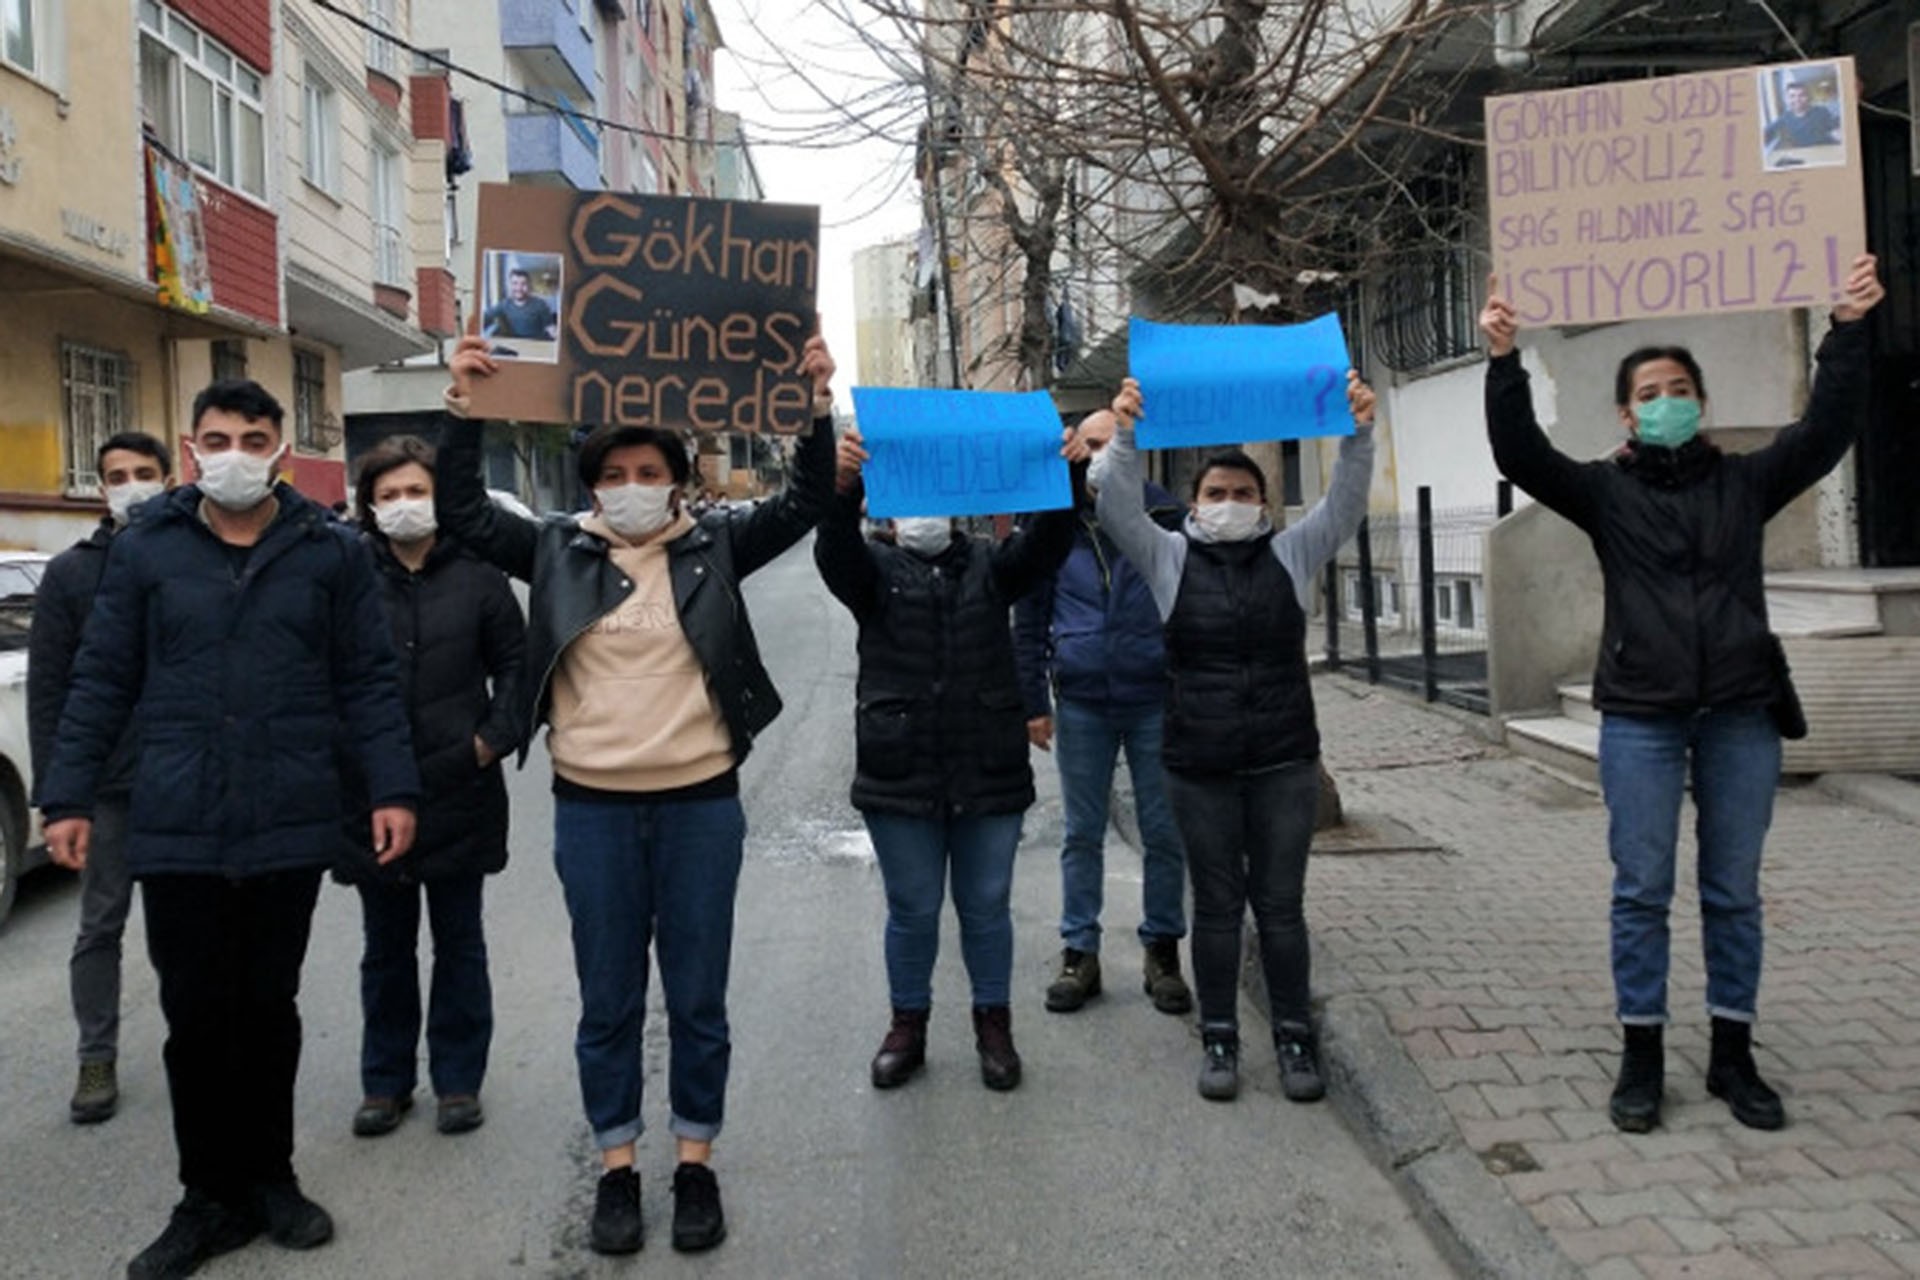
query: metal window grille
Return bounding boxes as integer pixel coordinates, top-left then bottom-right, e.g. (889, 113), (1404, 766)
(294, 349), (326, 452)
(62, 343), (137, 497)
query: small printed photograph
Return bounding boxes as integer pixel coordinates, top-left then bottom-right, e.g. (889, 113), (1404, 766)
(479, 250), (564, 363)
(1757, 62), (1847, 172)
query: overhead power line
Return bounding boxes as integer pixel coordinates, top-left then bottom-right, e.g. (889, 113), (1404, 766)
(305, 0), (866, 151)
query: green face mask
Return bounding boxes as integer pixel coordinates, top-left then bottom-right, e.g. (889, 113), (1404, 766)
(1633, 396), (1702, 449)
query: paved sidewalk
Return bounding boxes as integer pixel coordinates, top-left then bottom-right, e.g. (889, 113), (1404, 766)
(1308, 675), (1920, 1279)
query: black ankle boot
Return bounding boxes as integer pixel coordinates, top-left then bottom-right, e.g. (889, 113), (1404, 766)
(1609, 1024), (1664, 1133)
(972, 1005), (1022, 1091)
(870, 1008), (929, 1089)
(1707, 1017), (1785, 1130)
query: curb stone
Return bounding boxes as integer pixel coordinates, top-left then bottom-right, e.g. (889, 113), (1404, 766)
(1110, 770), (1582, 1280)
(1814, 771), (1920, 826)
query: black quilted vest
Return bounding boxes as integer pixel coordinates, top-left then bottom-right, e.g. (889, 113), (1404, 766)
(1163, 537), (1320, 775)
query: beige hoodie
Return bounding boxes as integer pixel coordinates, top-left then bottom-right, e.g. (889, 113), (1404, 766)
(547, 510), (734, 792)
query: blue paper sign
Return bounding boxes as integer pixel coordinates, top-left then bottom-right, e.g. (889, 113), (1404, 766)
(1128, 313), (1356, 449)
(851, 388), (1070, 519)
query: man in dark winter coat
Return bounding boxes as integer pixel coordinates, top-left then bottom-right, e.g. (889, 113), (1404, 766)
(28, 431), (173, 1126)
(1013, 408), (1192, 1019)
(39, 379), (419, 1280)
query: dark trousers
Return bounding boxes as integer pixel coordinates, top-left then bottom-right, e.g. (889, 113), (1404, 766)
(142, 870), (323, 1200)
(1166, 760), (1319, 1032)
(71, 798), (134, 1062)
(357, 874), (492, 1099)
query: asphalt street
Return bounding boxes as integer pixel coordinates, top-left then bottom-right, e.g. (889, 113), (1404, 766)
(0, 534), (1453, 1279)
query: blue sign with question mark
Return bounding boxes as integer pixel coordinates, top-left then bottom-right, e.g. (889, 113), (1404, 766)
(1127, 313), (1356, 449)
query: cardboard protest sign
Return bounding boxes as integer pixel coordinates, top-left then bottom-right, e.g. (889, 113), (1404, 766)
(850, 388), (1070, 519)
(1127, 313), (1355, 450)
(470, 184), (820, 432)
(1486, 58), (1867, 326)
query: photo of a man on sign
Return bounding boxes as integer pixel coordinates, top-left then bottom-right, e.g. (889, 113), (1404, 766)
(481, 250), (564, 361)
(1759, 62), (1846, 171)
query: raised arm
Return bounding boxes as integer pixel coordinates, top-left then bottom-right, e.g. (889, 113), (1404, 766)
(435, 337), (541, 581)
(1480, 278), (1602, 530)
(1746, 256), (1883, 517)
(1096, 381), (1188, 620)
(989, 478), (1083, 604)
(1272, 404), (1377, 608)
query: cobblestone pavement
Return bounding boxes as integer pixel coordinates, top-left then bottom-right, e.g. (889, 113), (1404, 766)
(1308, 675), (1920, 1279)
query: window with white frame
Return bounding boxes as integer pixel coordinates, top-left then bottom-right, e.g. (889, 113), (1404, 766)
(371, 142), (406, 286)
(61, 343), (137, 496)
(302, 69), (340, 196)
(138, 2), (267, 198)
(2, 0), (45, 77)
(365, 0), (399, 77)
(293, 348), (327, 452)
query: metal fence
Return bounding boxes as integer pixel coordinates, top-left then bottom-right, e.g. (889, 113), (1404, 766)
(1322, 483), (1512, 714)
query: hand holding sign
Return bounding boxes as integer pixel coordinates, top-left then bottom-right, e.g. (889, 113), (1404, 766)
(1480, 276), (1520, 358)
(1830, 253), (1883, 322)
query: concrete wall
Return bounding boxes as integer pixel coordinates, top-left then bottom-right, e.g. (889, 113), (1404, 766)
(1485, 500), (1604, 718)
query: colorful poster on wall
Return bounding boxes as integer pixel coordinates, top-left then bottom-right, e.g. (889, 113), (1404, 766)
(1484, 58), (1868, 326)
(470, 183), (820, 433)
(148, 146), (212, 315)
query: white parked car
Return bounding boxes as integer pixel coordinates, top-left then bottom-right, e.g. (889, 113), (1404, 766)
(0, 551), (51, 926)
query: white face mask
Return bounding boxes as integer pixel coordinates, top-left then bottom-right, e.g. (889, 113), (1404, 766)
(106, 479), (165, 525)
(192, 442), (283, 511)
(1191, 500), (1266, 543)
(597, 481), (676, 540)
(374, 497), (437, 544)
(893, 517), (953, 557)
(1085, 448), (1113, 496)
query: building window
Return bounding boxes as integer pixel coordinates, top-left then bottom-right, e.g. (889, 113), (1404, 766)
(371, 143), (406, 286)
(211, 338), (247, 382)
(1369, 148), (1476, 372)
(1454, 579), (1477, 631)
(293, 348), (327, 452)
(138, 2), (266, 199)
(365, 0), (399, 77)
(61, 343), (137, 497)
(2, 0), (42, 75)
(302, 69), (340, 196)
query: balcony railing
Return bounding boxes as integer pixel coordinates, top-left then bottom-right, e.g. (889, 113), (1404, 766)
(504, 108), (600, 190)
(499, 0), (596, 100)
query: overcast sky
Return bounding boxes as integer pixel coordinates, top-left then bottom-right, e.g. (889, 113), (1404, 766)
(706, 0), (924, 397)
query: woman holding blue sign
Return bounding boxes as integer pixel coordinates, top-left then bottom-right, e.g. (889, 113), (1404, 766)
(817, 425), (1084, 1093)
(1104, 368), (1378, 1105)
(1479, 255), (1884, 1137)
(435, 328), (839, 1258)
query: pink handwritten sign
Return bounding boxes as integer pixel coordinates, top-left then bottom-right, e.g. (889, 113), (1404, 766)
(1485, 58), (1867, 325)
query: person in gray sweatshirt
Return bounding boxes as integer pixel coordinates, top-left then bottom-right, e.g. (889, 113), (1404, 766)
(1099, 371), (1376, 1103)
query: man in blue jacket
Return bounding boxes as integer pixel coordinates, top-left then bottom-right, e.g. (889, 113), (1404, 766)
(40, 380), (420, 1280)
(1014, 408), (1191, 1016)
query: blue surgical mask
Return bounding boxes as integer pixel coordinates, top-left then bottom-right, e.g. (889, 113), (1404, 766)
(1633, 397), (1701, 449)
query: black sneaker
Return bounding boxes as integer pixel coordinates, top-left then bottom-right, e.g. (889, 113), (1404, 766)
(1045, 948), (1102, 1012)
(127, 1190), (261, 1279)
(589, 1167), (643, 1255)
(671, 1162), (727, 1253)
(1198, 1027), (1240, 1101)
(1276, 1023), (1326, 1103)
(251, 1180), (334, 1250)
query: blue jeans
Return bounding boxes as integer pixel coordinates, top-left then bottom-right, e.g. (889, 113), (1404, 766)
(1599, 709), (1781, 1025)
(863, 811), (1023, 1009)
(357, 874), (492, 1099)
(553, 793), (745, 1149)
(1054, 698), (1187, 953)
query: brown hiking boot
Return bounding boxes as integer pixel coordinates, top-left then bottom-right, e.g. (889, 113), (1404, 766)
(1142, 939), (1193, 1015)
(1044, 948), (1102, 1012)
(972, 1005), (1022, 1091)
(870, 1008), (929, 1088)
